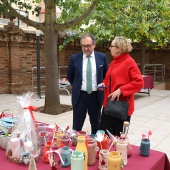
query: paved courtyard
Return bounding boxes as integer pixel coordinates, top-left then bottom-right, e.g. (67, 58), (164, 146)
(0, 88), (170, 159)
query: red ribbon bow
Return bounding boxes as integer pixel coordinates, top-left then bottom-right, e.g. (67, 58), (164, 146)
(0, 112), (5, 118)
(23, 106), (38, 121)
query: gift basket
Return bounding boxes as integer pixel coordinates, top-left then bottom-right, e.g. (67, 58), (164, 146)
(6, 92), (41, 164)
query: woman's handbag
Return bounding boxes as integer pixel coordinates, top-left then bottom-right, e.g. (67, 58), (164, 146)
(104, 67), (129, 120)
(104, 97), (129, 120)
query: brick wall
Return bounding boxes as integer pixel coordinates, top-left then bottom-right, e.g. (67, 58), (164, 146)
(0, 27), (45, 94)
(0, 27), (170, 94)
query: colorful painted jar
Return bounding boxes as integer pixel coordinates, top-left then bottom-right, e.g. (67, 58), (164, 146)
(56, 131), (64, 147)
(116, 138), (128, 165)
(71, 151), (84, 170)
(108, 151), (122, 170)
(97, 134), (108, 159)
(87, 137), (97, 165)
(61, 136), (71, 147)
(37, 123), (47, 133)
(60, 146), (73, 167)
(44, 141), (52, 163)
(77, 131), (88, 148)
(75, 136), (88, 170)
(98, 149), (109, 170)
(140, 138), (150, 156)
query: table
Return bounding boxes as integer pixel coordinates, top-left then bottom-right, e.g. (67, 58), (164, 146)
(0, 144), (169, 170)
(139, 75), (154, 96)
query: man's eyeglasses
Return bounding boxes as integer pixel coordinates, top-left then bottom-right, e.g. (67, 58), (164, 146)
(110, 45), (117, 48)
(81, 44), (93, 48)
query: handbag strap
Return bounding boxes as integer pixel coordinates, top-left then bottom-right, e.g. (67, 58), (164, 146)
(108, 67), (114, 94)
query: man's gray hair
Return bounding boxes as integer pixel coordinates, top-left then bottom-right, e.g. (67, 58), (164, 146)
(80, 33), (96, 44)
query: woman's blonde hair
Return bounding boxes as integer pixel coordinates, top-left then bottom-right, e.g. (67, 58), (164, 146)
(114, 36), (133, 54)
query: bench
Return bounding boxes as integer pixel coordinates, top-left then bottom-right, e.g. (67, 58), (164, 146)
(59, 79), (71, 95)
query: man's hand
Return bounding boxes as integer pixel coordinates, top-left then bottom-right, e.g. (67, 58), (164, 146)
(97, 83), (106, 91)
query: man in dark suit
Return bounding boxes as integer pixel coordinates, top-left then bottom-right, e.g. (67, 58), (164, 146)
(67, 33), (108, 134)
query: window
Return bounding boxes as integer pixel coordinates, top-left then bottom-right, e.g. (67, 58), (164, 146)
(13, 10), (28, 27)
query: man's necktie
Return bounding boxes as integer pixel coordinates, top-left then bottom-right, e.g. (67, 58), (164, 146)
(86, 55), (92, 94)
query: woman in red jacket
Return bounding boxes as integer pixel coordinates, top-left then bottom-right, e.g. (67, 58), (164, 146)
(98, 36), (144, 136)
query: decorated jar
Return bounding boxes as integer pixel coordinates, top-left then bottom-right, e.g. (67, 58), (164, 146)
(87, 137), (97, 165)
(108, 151), (122, 170)
(116, 138), (128, 165)
(44, 141), (52, 163)
(71, 151), (84, 170)
(98, 149), (109, 170)
(60, 146), (73, 167)
(75, 136), (88, 170)
(97, 134), (108, 159)
(140, 138), (150, 156)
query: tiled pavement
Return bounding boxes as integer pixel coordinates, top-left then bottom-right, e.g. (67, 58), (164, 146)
(0, 88), (170, 159)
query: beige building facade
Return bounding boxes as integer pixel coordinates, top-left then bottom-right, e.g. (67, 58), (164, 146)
(0, 0), (61, 32)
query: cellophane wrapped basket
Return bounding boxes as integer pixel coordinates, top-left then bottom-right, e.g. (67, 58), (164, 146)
(6, 92), (41, 164)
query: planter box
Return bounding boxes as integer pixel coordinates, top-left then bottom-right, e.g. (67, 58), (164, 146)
(154, 82), (170, 90)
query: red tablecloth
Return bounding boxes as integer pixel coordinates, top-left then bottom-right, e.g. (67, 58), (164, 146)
(139, 75), (154, 96)
(0, 144), (169, 170)
(142, 75), (154, 89)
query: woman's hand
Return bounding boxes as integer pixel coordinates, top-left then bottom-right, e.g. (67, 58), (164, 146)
(108, 88), (121, 101)
(97, 83), (106, 91)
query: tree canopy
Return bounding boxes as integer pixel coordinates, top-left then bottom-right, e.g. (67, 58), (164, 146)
(64, 0), (170, 73)
(68, 0), (170, 47)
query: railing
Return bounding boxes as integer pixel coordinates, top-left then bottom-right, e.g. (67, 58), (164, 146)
(138, 63), (165, 85)
(32, 66), (70, 95)
(143, 64), (165, 84)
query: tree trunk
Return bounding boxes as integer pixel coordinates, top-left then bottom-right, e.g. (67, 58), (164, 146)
(140, 40), (146, 75)
(43, 29), (61, 115)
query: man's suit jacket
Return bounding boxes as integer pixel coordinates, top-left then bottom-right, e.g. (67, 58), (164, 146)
(67, 51), (108, 107)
